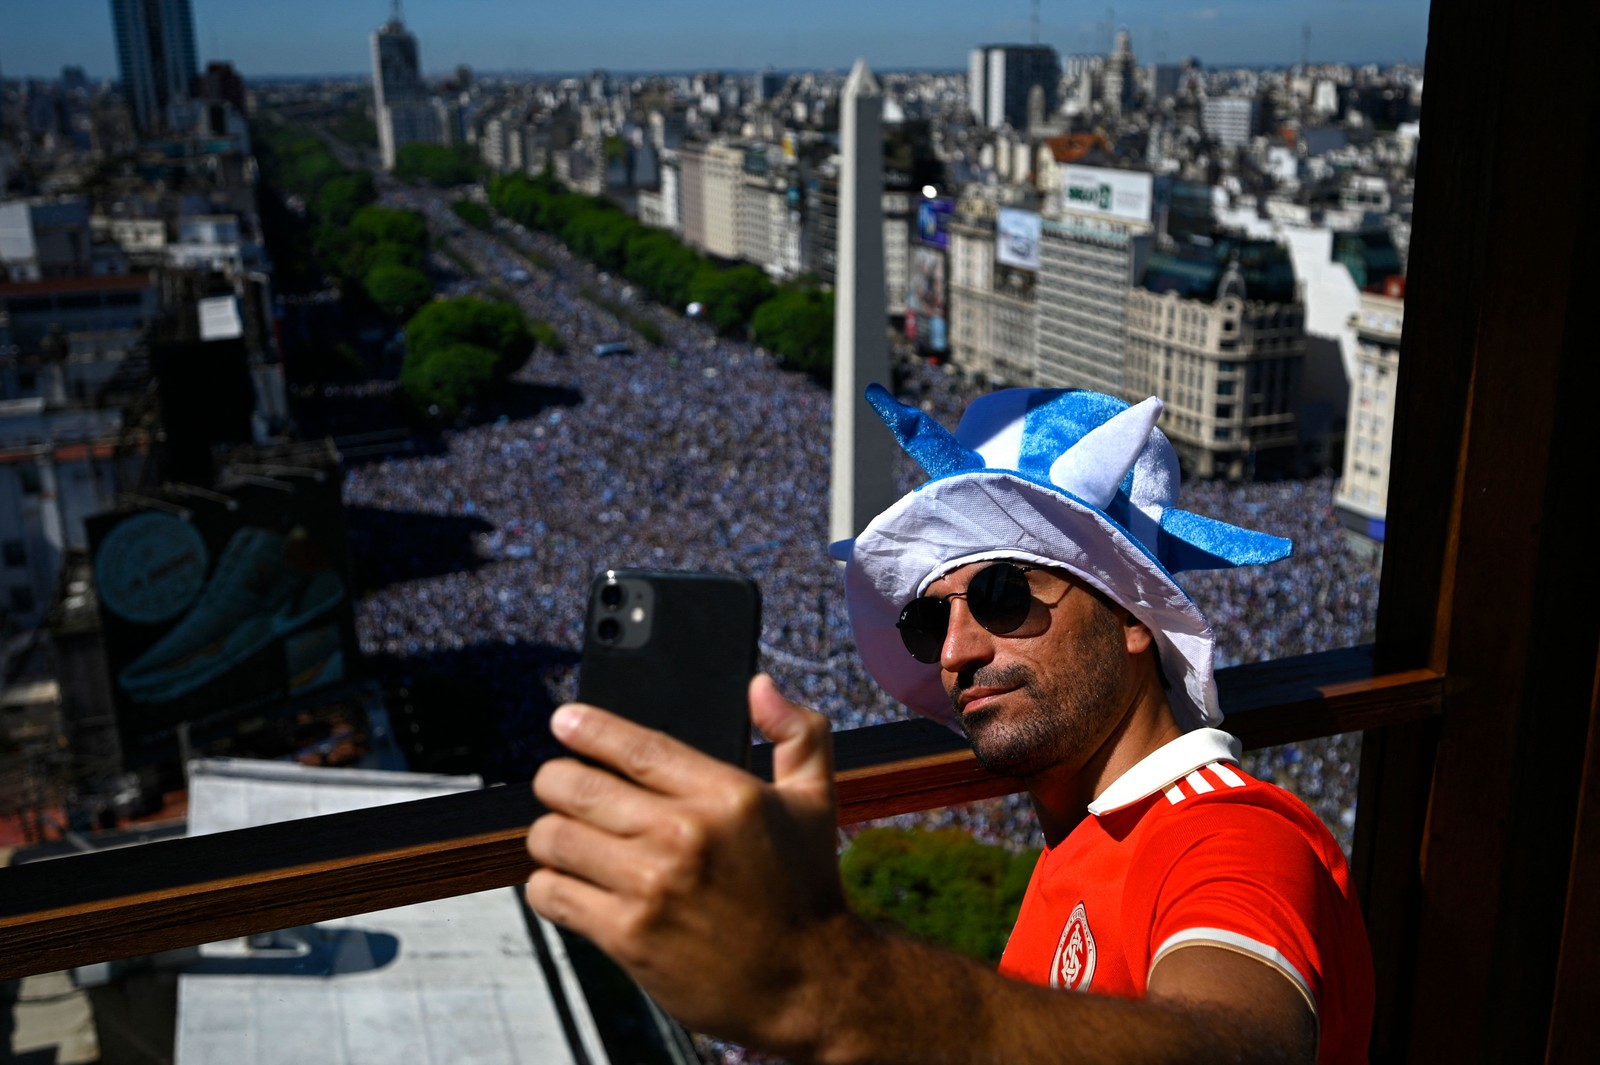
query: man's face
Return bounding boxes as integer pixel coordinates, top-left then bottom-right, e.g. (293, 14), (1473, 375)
(924, 562), (1135, 780)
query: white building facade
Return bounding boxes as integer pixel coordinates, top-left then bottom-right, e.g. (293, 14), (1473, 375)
(1125, 284), (1306, 480)
(1334, 288), (1404, 552)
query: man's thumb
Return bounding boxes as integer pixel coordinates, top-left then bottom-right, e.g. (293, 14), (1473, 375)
(749, 673), (835, 793)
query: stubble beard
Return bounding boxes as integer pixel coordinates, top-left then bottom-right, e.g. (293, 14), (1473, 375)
(952, 606), (1129, 781)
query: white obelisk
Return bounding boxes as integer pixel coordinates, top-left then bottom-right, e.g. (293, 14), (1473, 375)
(831, 58), (899, 548)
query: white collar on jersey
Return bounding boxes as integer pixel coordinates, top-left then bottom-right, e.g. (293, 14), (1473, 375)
(1086, 728), (1244, 816)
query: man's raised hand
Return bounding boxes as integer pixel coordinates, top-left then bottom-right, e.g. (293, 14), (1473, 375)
(524, 674), (856, 1055)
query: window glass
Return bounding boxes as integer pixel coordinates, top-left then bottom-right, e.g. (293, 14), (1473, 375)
(4, 7), (1424, 1062)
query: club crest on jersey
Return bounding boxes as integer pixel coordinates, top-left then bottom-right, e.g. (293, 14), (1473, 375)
(1051, 901), (1097, 991)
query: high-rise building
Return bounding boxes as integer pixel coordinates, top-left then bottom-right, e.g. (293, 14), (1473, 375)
(755, 68), (785, 104)
(1102, 30), (1137, 118)
(1201, 95), (1259, 150)
(676, 141), (709, 251)
(109, 0), (199, 134)
(371, 7), (440, 170)
(699, 141), (744, 260)
(1334, 281), (1404, 554)
(968, 45), (1060, 131)
(1032, 165), (1156, 395)
(948, 202), (1038, 387)
(197, 61), (247, 116)
(1151, 64), (1184, 101)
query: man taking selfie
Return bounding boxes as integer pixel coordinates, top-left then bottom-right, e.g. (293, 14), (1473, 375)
(525, 385), (1374, 1064)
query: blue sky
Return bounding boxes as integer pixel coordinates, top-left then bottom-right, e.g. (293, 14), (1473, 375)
(2, 1), (1429, 79)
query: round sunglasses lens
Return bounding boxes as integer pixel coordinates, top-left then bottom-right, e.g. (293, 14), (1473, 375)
(970, 564), (1033, 634)
(897, 598), (948, 663)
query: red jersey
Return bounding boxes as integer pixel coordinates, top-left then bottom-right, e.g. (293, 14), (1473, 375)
(998, 729), (1373, 1064)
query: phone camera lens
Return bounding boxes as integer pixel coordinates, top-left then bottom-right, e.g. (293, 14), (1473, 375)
(596, 618), (622, 643)
(600, 583), (625, 610)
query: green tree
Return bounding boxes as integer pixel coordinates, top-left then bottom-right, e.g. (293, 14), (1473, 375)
(400, 341), (499, 416)
(402, 296), (537, 412)
(415, 298), (531, 367)
(752, 285), (834, 381)
(315, 171), (377, 228)
(267, 130), (345, 198)
(363, 263), (433, 321)
(350, 206), (428, 250)
(624, 228), (702, 309)
(840, 827), (1039, 963)
(690, 263), (775, 336)
(320, 206), (430, 288)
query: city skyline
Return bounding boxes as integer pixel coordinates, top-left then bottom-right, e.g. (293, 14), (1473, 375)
(4, 1), (1429, 81)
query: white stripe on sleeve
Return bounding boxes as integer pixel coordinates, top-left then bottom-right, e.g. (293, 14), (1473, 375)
(1151, 927), (1317, 1016)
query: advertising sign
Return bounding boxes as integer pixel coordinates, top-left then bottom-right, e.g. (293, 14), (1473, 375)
(1061, 165), (1155, 223)
(996, 207), (1042, 271)
(87, 469), (358, 764)
(906, 246), (949, 354)
(916, 197), (954, 249)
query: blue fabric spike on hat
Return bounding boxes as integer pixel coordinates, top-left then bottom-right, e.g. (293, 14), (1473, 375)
(864, 383), (983, 480)
(1159, 510), (1294, 571)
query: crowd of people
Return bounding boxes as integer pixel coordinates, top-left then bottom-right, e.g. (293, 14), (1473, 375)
(338, 212), (1380, 860)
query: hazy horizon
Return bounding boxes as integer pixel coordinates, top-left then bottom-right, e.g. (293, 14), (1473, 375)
(3, 1), (1429, 81)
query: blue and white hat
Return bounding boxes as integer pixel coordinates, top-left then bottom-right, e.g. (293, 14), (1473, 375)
(830, 385), (1292, 733)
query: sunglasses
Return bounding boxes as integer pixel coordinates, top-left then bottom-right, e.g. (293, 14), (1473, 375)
(896, 562), (1040, 664)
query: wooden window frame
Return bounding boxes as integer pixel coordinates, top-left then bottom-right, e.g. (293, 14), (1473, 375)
(0, 648), (1440, 980)
(5, 3), (1600, 1061)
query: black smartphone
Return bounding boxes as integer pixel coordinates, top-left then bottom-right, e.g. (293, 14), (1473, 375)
(576, 568), (761, 768)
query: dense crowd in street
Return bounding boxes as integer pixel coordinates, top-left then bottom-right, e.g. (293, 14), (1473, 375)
(339, 201), (1379, 860)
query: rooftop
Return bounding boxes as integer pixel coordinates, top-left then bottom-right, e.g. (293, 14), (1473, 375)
(1141, 236), (1299, 304)
(176, 759), (602, 1065)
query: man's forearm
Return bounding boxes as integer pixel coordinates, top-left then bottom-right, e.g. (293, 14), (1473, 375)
(778, 916), (1308, 1065)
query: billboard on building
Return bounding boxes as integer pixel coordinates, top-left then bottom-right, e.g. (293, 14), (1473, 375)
(996, 207), (1042, 271)
(916, 197), (954, 248)
(905, 246), (948, 354)
(1061, 165), (1155, 222)
(86, 467), (358, 765)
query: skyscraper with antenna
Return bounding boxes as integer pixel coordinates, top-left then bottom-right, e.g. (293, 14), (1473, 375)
(371, 1), (439, 170)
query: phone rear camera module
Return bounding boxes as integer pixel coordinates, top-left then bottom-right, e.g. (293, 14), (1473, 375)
(590, 571), (653, 650)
